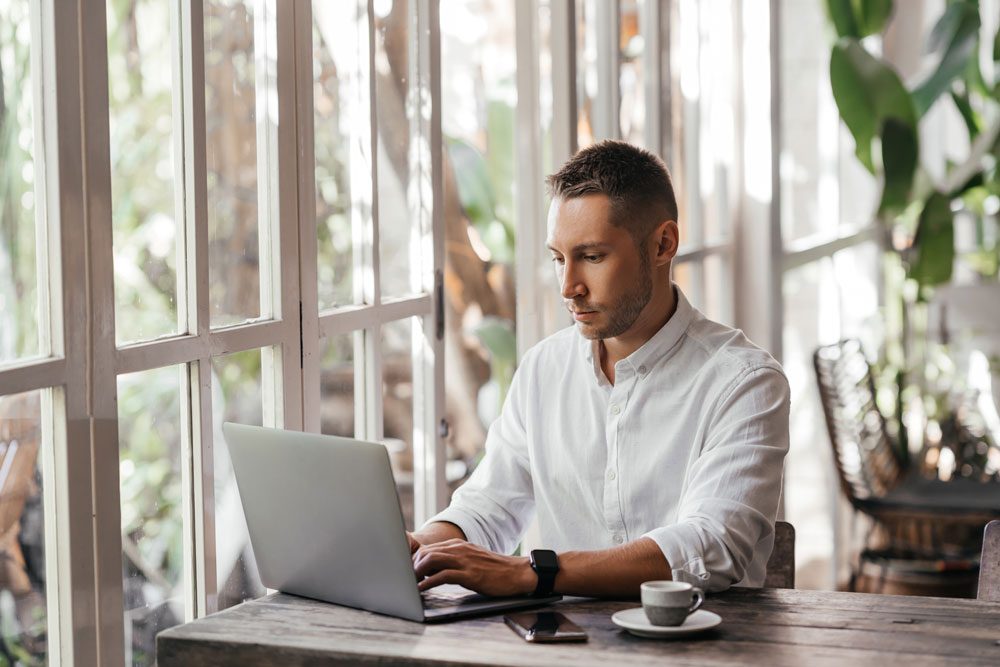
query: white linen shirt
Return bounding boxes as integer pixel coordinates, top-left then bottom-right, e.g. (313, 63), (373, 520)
(427, 287), (790, 591)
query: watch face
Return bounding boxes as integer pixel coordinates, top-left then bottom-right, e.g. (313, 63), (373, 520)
(531, 549), (559, 571)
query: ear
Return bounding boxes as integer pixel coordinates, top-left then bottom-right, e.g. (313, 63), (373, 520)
(651, 220), (679, 267)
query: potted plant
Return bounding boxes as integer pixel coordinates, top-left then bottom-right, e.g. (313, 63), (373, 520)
(826, 0), (1000, 466)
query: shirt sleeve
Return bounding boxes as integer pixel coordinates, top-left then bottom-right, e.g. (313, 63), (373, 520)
(641, 365), (790, 591)
(423, 352), (536, 555)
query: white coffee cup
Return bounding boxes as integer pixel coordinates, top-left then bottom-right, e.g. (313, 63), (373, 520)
(640, 580), (704, 626)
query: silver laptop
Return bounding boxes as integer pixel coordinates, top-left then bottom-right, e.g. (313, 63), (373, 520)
(221, 423), (560, 622)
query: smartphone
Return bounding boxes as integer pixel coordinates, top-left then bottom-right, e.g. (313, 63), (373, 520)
(503, 611), (588, 643)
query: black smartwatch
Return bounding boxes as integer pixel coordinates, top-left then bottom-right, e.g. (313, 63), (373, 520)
(529, 549), (559, 597)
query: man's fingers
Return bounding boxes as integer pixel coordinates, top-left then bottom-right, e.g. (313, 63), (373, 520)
(412, 539), (470, 562)
(417, 569), (464, 592)
(414, 551), (460, 577)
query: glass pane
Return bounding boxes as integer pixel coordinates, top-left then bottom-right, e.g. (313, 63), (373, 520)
(673, 260), (702, 311)
(320, 333), (355, 438)
(0, 389), (50, 664)
(313, 1), (365, 310)
(382, 318), (415, 530)
(375, 3), (418, 299)
(440, 0), (519, 482)
(833, 242), (879, 342)
(211, 347), (265, 610)
(782, 259), (833, 591)
(118, 366), (184, 666)
(779, 0), (876, 244)
(673, 0), (697, 248)
(696, 0), (735, 244)
(108, 0), (181, 345)
(0, 3), (41, 364)
(703, 253), (731, 326)
(619, 0), (644, 146)
(206, 0), (268, 327)
(781, 244), (879, 592)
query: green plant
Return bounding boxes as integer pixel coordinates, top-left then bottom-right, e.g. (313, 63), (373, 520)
(828, 0), (1000, 289)
(826, 0), (1000, 458)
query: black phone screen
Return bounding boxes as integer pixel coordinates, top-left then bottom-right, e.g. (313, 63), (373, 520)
(503, 611), (588, 643)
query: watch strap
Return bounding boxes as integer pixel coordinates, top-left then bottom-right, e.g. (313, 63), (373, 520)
(530, 549), (559, 597)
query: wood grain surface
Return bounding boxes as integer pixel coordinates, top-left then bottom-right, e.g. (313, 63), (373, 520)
(157, 587), (1000, 666)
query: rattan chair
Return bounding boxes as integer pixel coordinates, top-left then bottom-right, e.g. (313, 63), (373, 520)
(814, 339), (1000, 592)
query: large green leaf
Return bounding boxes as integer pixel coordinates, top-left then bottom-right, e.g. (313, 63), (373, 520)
(878, 118), (918, 216)
(855, 0), (894, 36)
(994, 20), (1000, 63)
(908, 192), (954, 287)
(826, 0), (860, 38)
(830, 38), (916, 173)
(912, 2), (980, 116)
(825, 0), (893, 38)
(950, 89), (982, 139)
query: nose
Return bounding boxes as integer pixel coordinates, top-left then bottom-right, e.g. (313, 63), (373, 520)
(559, 260), (586, 300)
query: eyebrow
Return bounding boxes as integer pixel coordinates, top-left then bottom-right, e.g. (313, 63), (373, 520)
(546, 242), (611, 254)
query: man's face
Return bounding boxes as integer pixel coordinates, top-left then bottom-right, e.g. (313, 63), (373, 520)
(546, 194), (653, 340)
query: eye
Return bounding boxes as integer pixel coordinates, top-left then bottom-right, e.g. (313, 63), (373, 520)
(583, 254), (603, 263)
(551, 256), (565, 265)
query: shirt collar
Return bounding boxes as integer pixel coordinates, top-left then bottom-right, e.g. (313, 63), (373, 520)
(580, 284), (696, 381)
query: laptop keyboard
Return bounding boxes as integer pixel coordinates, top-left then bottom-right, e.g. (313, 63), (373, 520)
(421, 589), (482, 609)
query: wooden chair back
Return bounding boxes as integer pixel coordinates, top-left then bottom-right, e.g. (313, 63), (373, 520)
(814, 340), (903, 506)
(979, 520), (1000, 602)
(765, 521), (795, 589)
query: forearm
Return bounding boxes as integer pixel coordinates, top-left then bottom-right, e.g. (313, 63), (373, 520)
(553, 537), (671, 598)
(412, 521), (467, 546)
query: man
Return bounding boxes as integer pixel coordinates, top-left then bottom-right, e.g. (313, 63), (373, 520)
(410, 140), (789, 599)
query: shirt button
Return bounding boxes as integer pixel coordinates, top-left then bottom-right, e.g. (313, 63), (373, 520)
(607, 470), (616, 481)
(613, 534), (624, 544)
(638, 365), (648, 375)
(610, 404), (621, 415)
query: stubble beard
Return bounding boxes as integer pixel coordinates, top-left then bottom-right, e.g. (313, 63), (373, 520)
(575, 250), (653, 340)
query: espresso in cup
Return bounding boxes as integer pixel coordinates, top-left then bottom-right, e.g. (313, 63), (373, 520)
(640, 581), (704, 626)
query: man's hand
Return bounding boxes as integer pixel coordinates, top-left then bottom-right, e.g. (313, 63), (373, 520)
(406, 531), (422, 555)
(412, 539), (536, 597)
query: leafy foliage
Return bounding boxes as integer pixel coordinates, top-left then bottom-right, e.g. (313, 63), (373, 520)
(828, 0), (1000, 292)
(825, 0), (894, 39)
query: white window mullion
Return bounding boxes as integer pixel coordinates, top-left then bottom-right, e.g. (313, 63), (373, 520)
(593, 0), (620, 141)
(179, 0), (218, 618)
(770, 0), (787, 363)
(359, 0), (383, 442)
(293, 0), (321, 434)
(79, 0), (127, 659)
(514, 0), (548, 360)
(410, 0), (445, 524)
(642, 0), (666, 159)
(733, 0), (781, 355)
(363, 326), (384, 441)
(40, 0), (110, 662)
(549, 0), (577, 167)
(266, 0), (304, 431)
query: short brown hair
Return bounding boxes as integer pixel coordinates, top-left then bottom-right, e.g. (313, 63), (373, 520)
(546, 140), (678, 242)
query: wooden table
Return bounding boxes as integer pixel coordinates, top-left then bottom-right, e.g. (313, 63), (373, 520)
(157, 587), (1000, 666)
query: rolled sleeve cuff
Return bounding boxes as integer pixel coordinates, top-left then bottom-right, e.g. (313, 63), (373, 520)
(642, 524), (711, 589)
(424, 506), (494, 551)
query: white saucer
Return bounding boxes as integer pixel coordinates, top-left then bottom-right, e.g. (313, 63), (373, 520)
(611, 608), (722, 638)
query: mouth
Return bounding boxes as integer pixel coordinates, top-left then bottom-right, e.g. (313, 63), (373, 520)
(571, 310), (598, 322)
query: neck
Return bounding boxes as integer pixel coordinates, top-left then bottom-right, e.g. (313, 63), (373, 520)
(600, 281), (677, 374)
